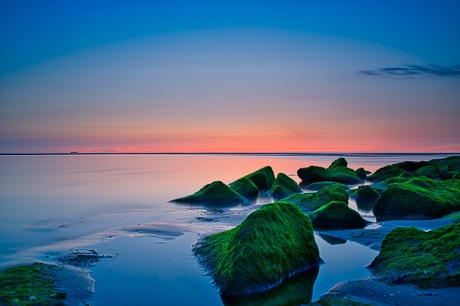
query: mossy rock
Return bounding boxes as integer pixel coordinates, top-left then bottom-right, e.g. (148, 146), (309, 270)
(193, 202), (323, 296)
(229, 177), (259, 199)
(281, 186), (349, 213)
(234, 166), (275, 191)
(297, 165), (363, 186)
(369, 223), (460, 288)
(328, 157), (348, 170)
(353, 185), (380, 212)
(373, 177), (460, 220)
(355, 167), (367, 180)
(415, 165), (444, 179)
(310, 201), (367, 229)
(170, 181), (246, 205)
(302, 181), (349, 191)
(0, 263), (66, 305)
(270, 173), (302, 200)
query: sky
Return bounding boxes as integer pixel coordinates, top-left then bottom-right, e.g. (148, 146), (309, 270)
(1, 0), (460, 153)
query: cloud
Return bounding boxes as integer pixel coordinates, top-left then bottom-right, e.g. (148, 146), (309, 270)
(358, 64), (460, 78)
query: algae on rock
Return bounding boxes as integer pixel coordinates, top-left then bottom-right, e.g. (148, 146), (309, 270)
(270, 172), (302, 200)
(170, 181), (247, 205)
(193, 202), (322, 296)
(309, 201), (367, 229)
(280, 186), (349, 213)
(369, 223), (460, 288)
(298, 158), (363, 186)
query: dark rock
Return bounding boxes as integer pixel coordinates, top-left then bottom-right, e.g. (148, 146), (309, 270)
(309, 201), (367, 229)
(373, 177), (460, 220)
(355, 167), (368, 180)
(302, 181), (349, 191)
(328, 157), (348, 170)
(193, 202), (323, 296)
(354, 185), (380, 212)
(369, 223), (460, 288)
(170, 181), (247, 205)
(270, 173), (302, 200)
(240, 166), (276, 191)
(280, 186), (349, 213)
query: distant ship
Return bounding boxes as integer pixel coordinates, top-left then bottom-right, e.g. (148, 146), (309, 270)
(70, 151), (78, 154)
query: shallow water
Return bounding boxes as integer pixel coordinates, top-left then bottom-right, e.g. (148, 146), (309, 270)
(0, 153), (456, 305)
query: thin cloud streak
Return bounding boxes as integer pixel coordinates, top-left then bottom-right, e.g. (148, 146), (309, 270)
(358, 64), (460, 78)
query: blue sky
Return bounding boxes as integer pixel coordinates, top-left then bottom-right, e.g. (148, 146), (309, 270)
(1, 0), (459, 152)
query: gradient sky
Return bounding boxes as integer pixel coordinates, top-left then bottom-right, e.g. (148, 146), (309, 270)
(1, 0), (460, 153)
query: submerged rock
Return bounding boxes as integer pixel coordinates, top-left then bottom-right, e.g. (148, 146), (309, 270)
(270, 173), (302, 200)
(170, 181), (247, 205)
(297, 159), (363, 186)
(309, 201), (367, 229)
(373, 177), (460, 220)
(369, 223), (460, 288)
(193, 202), (322, 296)
(280, 186), (349, 213)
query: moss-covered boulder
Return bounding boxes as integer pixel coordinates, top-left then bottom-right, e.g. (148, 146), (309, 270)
(229, 177), (259, 199)
(270, 173), (302, 200)
(373, 177), (460, 220)
(328, 157), (348, 170)
(355, 167), (367, 180)
(297, 165), (363, 186)
(193, 202), (322, 296)
(234, 166), (276, 191)
(281, 186), (349, 213)
(310, 201), (367, 229)
(352, 185), (380, 212)
(415, 165), (443, 179)
(170, 181), (247, 205)
(303, 181), (349, 191)
(369, 223), (460, 288)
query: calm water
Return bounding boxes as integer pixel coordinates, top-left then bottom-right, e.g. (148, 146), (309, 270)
(0, 153), (455, 305)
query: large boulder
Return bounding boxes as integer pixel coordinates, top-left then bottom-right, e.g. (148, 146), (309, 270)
(369, 223), (460, 288)
(309, 201), (367, 229)
(373, 177), (460, 220)
(270, 173), (302, 200)
(233, 166), (275, 191)
(297, 163), (363, 186)
(170, 181), (246, 205)
(193, 202), (322, 296)
(280, 186), (349, 213)
(229, 177), (259, 199)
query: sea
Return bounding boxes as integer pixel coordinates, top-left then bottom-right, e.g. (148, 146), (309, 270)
(0, 153), (456, 305)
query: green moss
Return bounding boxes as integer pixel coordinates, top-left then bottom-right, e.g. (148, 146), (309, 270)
(297, 165), (363, 186)
(281, 186), (349, 213)
(0, 263), (67, 305)
(415, 165), (443, 179)
(304, 181), (349, 191)
(328, 157), (348, 170)
(270, 173), (302, 200)
(229, 176), (259, 199)
(352, 185), (380, 212)
(369, 223), (460, 288)
(171, 181), (246, 205)
(193, 202), (322, 296)
(373, 177), (460, 220)
(309, 201), (367, 229)
(238, 166), (276, 191)
(355, 167), (367, 180)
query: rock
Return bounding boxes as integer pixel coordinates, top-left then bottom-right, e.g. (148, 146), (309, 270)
(369, 223), (460, 288)
(29, 296), (37, 301)
(297, 165), (363, 186)
(193, 202), (323, 296)
(309, 201), (367, 229)
(328, 157), (348, 170)
(280, 186), (349, 213)
(355, 167), (368, 180)
(238, 166), (276, 191)
(303, 181), (349, 191)
(373, 177), (460, 220)
(354, 185), (380, 212)
(170, 181), (247, 205)
(229, 176), (259, 199)
(270, 172), (302, 200)
(415, 165), (443, 179)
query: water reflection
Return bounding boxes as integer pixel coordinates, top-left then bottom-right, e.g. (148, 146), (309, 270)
(221, 267), (319, 306)
(319, 233), (347, 245)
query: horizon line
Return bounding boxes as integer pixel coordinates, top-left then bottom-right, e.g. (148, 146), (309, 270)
(1, 152), (459, 156)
